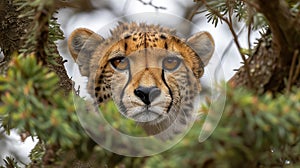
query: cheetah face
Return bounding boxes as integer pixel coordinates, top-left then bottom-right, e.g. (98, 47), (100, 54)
(68, 23), (214, 135)
(109, 48), (187, 123)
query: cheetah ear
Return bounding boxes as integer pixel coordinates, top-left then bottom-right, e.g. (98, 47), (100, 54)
(68, 28), (104, 76)
(187, 32), (215, 66)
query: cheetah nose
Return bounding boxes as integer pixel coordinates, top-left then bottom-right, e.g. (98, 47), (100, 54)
(134, 86), (161, 105)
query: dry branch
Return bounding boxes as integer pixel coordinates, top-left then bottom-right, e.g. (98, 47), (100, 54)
(137, 0), (167, 10)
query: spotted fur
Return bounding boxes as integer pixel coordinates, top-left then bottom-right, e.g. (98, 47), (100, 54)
(68, 22), (214, 139)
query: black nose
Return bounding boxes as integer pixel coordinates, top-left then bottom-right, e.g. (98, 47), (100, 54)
(134, 86), (161, 105)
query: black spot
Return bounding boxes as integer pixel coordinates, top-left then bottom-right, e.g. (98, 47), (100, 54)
(160, 34), (167, 39)
(95, 87), (100, 91)
(98, 79), (102, 84)
(125, 43), (128, 50)
(98, 97), (103, 102)
(133, 37), (137, 41)
(164, 43), (168, 50)
(95, 93), (98, 97)
(153, 44), (157, 47)
(124, 34), (131, 39)
(154, 37), (158, 41)
(104, 95), (107, 99)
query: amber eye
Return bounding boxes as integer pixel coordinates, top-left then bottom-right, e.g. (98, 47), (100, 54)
(162, 57), (181, 71)
(110, 57), (129, 71)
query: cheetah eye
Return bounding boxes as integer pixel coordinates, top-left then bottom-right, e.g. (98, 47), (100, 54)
(162, 57), (182, 71)
(110, 56), (129, 71)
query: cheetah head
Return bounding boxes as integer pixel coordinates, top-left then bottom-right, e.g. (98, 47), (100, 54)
(68, 23), (214, 137)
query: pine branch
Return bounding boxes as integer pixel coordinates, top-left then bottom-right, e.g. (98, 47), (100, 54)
(202, 0), (254, 88)
(17, 0), (72, 93)
(186, 2), (204, 21)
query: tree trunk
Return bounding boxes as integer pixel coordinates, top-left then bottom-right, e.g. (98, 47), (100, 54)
(0, 0), (29, 73)
(230, 0), (300, 93)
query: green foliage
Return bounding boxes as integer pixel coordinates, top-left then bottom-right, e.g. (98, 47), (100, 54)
(0, 157), (21, 168)
(203, 0), (268, 29)
(28, 142), (45, 167)
(100, 101), (147, 136)
(0, 54), (87, 149)
(63, 85), (300, 167)
(142, 85), (300, 167)
(290, 1), (300, 14)
(205, 0), (229, 27)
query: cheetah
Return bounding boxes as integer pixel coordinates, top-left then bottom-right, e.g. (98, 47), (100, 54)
(68, 22), (214, 139)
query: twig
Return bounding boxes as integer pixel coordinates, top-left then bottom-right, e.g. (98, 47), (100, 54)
(247, 9), (254, 57)
(0, 60), (7, 74)
(137, 0), (166, 10)
(201, 0), (253, 88)
(247, 23), (252, 56)
(240, 0), (260, 11)
(287, 49), (299, 92)
(227, 0), (234, 26)
(293, 62), (300, 84)
(292, 50), (300, 84)
(214, 24), (246, 78)
(186, 2), (203, 21)
(75, 84), (81, 96)
(0, 60), (6, 65)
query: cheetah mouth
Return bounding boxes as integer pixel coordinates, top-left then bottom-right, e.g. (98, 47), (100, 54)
(128, 109), (163, 123)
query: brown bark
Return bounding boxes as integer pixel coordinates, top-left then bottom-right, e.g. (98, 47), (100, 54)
(0, 0), (29, 73)
(0, 0), (72, 94)
(230, 0), (300, 93)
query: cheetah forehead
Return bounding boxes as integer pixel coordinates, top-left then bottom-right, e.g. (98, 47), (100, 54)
(107, 22), (183, 53)
(110, 22), (176, 38)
